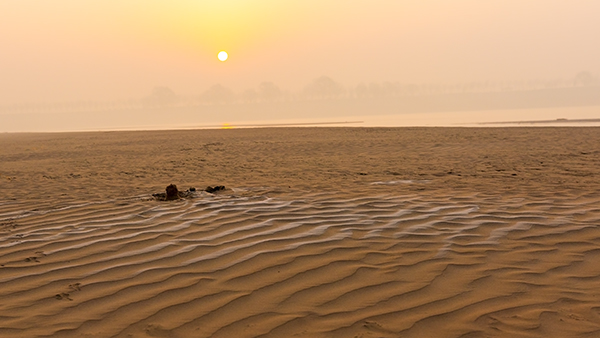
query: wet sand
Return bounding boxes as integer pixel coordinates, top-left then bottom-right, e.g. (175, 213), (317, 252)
(1, 127), (600, 337)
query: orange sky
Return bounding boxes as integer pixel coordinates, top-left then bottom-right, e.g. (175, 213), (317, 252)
(1, 0), (599, 104)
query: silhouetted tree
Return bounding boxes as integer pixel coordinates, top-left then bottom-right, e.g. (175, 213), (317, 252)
(405, 84), (420, 96)
(144, 86), (178, 107)
(574, 71), (595, 87)
(368, 82), (383, 97)
(200, 84), (235, 105)
(303, 76), (345, 100)
(355, 82), (369, 98)
(258, 82), (283, 102)
(240, 88), (258, 104)
(382, 81), (400, 97)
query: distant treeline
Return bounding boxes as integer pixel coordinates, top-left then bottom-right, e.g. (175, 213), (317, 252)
(2, 72), (599, 114)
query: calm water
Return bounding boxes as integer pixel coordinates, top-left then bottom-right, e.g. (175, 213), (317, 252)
(2, 105), (599, 133)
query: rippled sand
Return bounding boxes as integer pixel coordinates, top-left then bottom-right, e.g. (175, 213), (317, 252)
(2, 127), (600, 337)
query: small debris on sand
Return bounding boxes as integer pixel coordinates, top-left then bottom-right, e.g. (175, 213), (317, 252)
(153, 184), (199, 201)
(152, 184), (225, 200)
(205, 185), (226, 193)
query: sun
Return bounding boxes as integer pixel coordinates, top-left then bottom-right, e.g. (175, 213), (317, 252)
(218, 51), (228, 62)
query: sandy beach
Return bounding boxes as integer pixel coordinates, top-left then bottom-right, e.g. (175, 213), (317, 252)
(2, 127), (600, 338)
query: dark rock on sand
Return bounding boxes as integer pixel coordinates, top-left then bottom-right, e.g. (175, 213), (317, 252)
(205, 185), (226, 193)
(166, 184), (179, 200)
(153, 184), (198, 201)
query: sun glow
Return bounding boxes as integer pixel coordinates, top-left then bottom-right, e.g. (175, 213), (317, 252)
(218, 51), (228, 61)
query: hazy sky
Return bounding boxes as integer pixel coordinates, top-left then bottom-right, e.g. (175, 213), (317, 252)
(1, 0), (599, 104)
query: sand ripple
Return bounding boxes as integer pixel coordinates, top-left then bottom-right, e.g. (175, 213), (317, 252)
(2, 190), (600, 337)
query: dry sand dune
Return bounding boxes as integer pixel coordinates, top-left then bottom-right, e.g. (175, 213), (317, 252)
(2, 127), (600, 337)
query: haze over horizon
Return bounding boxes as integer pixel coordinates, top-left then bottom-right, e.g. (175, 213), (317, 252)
(2, 0), (599, 106)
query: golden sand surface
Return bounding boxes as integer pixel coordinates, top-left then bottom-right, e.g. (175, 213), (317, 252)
(1, 127), (600, 337)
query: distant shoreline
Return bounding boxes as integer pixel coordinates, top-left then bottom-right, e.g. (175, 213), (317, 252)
(478, 117), (600, 125)
(2, 86), (600, 133)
